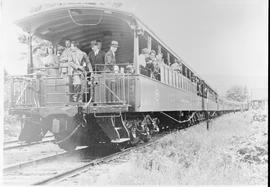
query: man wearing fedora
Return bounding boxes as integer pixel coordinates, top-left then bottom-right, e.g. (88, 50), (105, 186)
(104, 40), (119, 72)
(88, 40), (106, 72)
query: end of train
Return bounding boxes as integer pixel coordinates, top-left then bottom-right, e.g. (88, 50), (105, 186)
(8, 4), (249, 151)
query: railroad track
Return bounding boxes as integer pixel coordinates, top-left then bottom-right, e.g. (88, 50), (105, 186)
(4, 135), (54, 150)
(32, 114), (222, 185)
(3, 146), (91, 185)
(3, 132), (168, 185)
(3, 113), (223, 185)
(3, 148), (81, 173)
(33, 135), (166, 185)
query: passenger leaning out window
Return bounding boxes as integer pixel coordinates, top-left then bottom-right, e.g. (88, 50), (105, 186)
(146, 50), (157, 78)
(171, 59), (182, 73)
(138, 48), (150, 76)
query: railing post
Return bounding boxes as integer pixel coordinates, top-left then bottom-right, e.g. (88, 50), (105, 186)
(27, 33), (33, 74)
(167, 52), (170, 66)
(147, 35), (152, 51)
(10, 78), (14, 107)
(133, 30), (139, 74)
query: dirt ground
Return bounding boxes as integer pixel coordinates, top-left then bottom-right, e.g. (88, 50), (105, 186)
(59, 109), (268, 185)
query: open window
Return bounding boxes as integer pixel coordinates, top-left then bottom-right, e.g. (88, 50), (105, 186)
(138, 32), (148, 54)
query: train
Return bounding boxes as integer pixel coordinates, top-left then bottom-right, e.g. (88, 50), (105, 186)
(9, 3), (248, 151)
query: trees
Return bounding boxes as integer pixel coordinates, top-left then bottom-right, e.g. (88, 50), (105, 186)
(18, 34), (51, 54)
(225, 85), (248, 102)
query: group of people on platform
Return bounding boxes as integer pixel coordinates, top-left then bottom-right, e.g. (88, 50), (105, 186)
(33, 39), (119, 76)
(33, 39), (119, 102)
(32, 39), (189, 102)
(138, 48), (183, 81)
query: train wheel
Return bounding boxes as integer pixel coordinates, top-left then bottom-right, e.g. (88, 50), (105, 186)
(140, 128), (151, 143)
(129, 127), (140, 146)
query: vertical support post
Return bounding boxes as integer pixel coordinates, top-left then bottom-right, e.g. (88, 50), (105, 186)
(27, 33), (33, 74)
(52, 42), (57, 55)
(167, 52), (170, 65)
(10, 78), (14, 107)
(158, 45), (161, 54)
(147, 35), (151, 51)
(206, 111), (210, 130)
(133, 30), (139, 74)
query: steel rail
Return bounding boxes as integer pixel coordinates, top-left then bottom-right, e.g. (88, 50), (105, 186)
(32, 133), (169, 185)
(3, 147), (88, 173)
(4, 135), (54, 145)
(4, 136), (55, 151)
(5, 112), (229, 185)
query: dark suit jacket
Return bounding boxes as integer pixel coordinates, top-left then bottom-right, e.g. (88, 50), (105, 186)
(88, 50), (105, 72)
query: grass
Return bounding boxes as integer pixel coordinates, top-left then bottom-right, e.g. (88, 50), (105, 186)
(3, 79), (21, 141)
(109, 111), (268, 185)
(3, 112), (21, 141)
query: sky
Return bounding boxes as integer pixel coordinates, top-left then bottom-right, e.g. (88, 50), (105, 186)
(0, 0), (268, 98)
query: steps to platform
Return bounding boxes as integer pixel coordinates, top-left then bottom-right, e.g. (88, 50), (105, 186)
(96, 115), (130, 143)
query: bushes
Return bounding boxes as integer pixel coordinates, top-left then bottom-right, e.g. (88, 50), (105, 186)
(4, 112), (21, 140)
(111, 111), (268, 185)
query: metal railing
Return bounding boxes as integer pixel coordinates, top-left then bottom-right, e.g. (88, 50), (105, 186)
(92, 73), (131, 105)
(93, 63), (134, 74)
(10, 76), (40, 108)
(10, 65), (133, 109)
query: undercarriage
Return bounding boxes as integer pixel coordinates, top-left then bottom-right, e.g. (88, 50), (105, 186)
(15, 109), (222, 151)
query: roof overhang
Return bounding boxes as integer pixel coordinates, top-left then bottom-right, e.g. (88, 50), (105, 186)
(15, 4), (217, 94)
(15, 5), (135, 50)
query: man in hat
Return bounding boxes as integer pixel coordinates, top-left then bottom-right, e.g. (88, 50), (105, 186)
(104, 40), (119, 71)
(88, 40), (105, 72)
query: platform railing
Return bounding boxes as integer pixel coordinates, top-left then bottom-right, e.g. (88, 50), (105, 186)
(92, 73), (131, 106)
(93, 63), (134, 74)
(10, 75), (40, 108)
(10, 64), (134, 109)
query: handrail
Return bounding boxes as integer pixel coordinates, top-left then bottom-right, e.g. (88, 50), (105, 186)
(15, 82), (29, 105)
(94, 112), (122, 118)
(94, 63), (134, 73)
(101, 80), (124, 103)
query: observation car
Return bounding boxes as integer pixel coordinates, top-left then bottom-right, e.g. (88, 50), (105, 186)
(9, 3), (248, 150)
